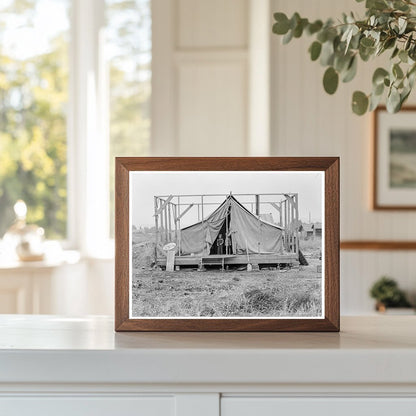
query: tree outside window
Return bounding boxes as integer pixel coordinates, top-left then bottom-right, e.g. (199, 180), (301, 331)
(0, 0), (151, 242)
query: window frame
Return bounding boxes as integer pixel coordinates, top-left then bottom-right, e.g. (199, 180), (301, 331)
(67, 0), (111, 257)
(1, 0), (152, 257)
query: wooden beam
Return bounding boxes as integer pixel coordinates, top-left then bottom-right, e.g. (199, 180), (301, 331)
(294, 194), (299, 256)
(154, 197), (159, 262)
(255, 194), (260, 216)
(154, 195), (174, 215)
(270, 202), (283, 226)
(269, 202), (280, 212)
(160, 201), (164, 244)
(284, 193), (295, 201)
(173, 204), (177, 244)
(168, 202), (172, 242)
(164, 202), (168, 243)
(176, 204), (194, 221)
(177, 196), (181, 255)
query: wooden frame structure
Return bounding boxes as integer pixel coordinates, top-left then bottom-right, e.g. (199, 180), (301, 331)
(153, 192), (300, 268)
(115, 157), (339, 332)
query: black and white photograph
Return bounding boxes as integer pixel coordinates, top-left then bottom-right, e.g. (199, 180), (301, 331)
(129, 171), (324, 319)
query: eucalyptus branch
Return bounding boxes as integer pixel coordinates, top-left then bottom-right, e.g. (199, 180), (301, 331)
(272, 0), (416, 115)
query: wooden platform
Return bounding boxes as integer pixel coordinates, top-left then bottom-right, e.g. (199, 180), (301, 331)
(156, 253), (299, 268)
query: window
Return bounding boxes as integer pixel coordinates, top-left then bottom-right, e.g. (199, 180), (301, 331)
(0, 0), (151, 251)
(106, 0), (151, 236)
(0, 0), (70, 239)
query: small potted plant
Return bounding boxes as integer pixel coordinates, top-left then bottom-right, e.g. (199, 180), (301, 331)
(370, 276), (413, 313)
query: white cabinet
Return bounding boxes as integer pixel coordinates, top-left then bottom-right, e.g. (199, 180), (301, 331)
(1, 316), (416, 416)
(1, 397), (175, 416)
(222, 398), (416, 416)
(3, 395), (416, 416)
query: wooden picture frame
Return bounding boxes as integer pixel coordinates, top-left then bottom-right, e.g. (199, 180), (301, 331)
(115, 157), (339, 332)
(373, 106), (416, 210)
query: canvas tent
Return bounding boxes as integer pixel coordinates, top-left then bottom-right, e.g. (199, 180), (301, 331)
(179, 195), (284, 256)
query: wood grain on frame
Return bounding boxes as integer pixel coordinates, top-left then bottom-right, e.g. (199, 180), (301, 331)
(341, 240), (416, 250)
(373, 106), (416, 210)
(115, 157), (340, 332)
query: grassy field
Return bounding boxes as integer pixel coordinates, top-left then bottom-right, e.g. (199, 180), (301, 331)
(132, 263), (322, 318)
(131, 228), (322, 318)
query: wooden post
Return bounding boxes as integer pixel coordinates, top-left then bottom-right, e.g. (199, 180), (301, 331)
(168, 202), (172, 242)
(159, 199), (164, 245)
(255, 194), (260, 216)
(281, 200), (285, 250)
(201, 195), (204, 221)
(287, 199), (290, 252)
(173, 204), (178, 247)
(164, 201), (168, 243)
(177, 196), (181, 255)
(285, 200), (288, 251)
(295, 194), (299, 256)
(291, 195), (295, 223)
(225, 207), (229, 255)
(154, 197), (159, 263)
(290, 196), (294, 253)
(258, 216), (261, 254)
(154, 195), (174, 242)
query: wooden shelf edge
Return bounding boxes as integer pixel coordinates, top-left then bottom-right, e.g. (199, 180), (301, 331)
(340, 241), (416, 250)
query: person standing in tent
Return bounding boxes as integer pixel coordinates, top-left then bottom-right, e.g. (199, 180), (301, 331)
(216, 234), (224, 255)
(225, 232), (232, 255)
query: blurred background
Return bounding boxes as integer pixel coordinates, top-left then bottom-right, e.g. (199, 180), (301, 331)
(0, 0), (415, 316)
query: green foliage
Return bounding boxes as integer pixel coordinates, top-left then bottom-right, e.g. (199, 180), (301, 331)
(369, 276), (412, 307)
(323, 67), (339, 94)
(272, 13), (290, 35)
(0, 5), (69, 238)
(309, 41), (322, 61)
(272, 0), (416, 115)
(352, 90), (369, 114)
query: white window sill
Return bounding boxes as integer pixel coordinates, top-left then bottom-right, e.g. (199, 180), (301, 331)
(0, 250), (81, 271)
(0, 238), (115, 270)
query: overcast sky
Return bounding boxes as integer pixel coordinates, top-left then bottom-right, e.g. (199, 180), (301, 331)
(130, 171), (324, 228)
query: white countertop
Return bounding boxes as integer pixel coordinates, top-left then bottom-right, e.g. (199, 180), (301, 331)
(1, 315), (415, 386)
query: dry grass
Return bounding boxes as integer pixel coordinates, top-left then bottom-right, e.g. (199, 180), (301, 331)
(131, 227), (322, 318)
(132, 228), (155, 269)
(299, 237), (322, 257)
(131, 265), (322, 318)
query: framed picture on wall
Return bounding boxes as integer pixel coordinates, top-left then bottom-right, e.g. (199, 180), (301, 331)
(115, 157), (339, 332)
(374, 106), (416, 209)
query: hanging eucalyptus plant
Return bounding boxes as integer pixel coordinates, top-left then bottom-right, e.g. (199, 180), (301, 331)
(272, 0), (416, 115)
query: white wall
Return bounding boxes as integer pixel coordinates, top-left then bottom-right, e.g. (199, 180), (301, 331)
(152, 0), (267, 156)
(38, 0), (416, 317)
(271, 0), (416, 313)
(151, 0), (416, 314)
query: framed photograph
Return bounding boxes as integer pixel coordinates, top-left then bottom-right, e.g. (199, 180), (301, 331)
(115, 157), (339, 332)
(374, 106), (416, 209)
